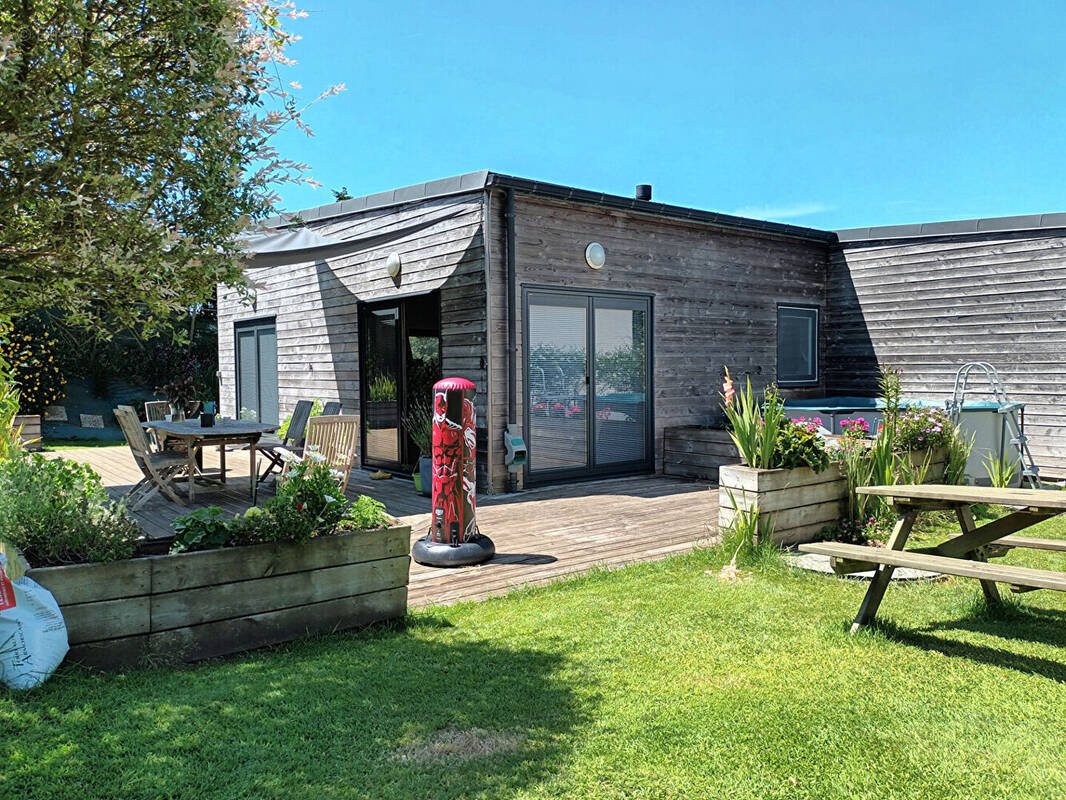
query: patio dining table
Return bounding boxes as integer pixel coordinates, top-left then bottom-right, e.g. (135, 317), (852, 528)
(142, 418), (278, 503)
(799, 484), (1066, 632)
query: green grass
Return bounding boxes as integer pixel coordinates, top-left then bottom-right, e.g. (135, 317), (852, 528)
(40, 438), (125, 450)
(4, 516), (1066, 799)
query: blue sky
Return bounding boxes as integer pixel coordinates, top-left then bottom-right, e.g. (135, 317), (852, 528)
(270, 1), (1065, 230)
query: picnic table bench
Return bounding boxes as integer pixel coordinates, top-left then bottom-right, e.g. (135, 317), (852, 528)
(798, 484), (1066, 632)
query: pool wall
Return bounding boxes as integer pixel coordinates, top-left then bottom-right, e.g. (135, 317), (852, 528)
(784, 396), (1021, 486)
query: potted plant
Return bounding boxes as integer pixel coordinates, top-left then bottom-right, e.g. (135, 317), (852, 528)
(403, 400), (434, 497)
(157, 374), (198, 420)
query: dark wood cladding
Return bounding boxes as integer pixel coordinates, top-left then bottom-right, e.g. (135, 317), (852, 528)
(218, 192), (492, 489)
(826, 230), (1066, 471)
(486, 193), (831, 490)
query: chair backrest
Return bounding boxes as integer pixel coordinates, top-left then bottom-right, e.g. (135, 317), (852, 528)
(285, 400), (314, 447)
(144, 400), (170, 422)
(304, 414), (360, 471)
(321, 401), (342, 416)
(114, 405), (151, 460)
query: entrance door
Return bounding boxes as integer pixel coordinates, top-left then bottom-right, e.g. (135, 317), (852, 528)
(235, 319), (279, 425)
(525, 290), (652, 482)
(360, 293), (441, 471)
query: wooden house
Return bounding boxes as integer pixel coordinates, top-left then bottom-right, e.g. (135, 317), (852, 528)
(218, 172), (1066, 492)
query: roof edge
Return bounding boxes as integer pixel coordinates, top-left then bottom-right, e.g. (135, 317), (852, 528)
(258, 170), (836, 244)
(836, 212), (1066, 243)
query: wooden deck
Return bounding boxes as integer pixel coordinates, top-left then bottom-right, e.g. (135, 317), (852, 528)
(54, 446), (720, 607)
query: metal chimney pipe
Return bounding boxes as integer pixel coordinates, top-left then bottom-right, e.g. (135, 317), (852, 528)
(635, 184), (652, 201)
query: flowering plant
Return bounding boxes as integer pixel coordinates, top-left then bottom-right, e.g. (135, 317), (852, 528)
(775, 420), (830, 472)
(790, 416), (823, 434)
(839, 417), (870, 440)
(894, 407), (950, 451)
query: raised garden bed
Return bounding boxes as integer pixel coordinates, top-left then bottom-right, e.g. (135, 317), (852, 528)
(718, 447), (948, 545)
(14, 414), (41, 451)
(663, 426), (737, 481)
(4, 524), (412, 670)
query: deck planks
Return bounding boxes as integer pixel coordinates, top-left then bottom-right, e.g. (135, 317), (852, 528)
(51, 447), (720, 608)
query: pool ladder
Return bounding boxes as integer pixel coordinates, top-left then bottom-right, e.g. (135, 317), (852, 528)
(947, 362), (1041, 488)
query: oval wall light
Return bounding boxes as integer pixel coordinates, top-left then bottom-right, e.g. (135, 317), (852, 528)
(585, 241), (606, 269)
(386, 252), (402, 279)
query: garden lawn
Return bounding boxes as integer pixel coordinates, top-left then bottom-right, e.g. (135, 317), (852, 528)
(3, 516), (1066, 800)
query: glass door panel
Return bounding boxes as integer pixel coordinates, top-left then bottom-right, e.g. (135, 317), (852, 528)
(593, 299), (648, 465)
(363, 306), (401, 466)
(527, 294), (588, 472)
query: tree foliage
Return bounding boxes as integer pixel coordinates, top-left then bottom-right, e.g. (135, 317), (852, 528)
(0, 0), (342, 335)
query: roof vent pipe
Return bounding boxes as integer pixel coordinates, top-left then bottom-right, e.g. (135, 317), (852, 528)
(635, 184), (652, 201)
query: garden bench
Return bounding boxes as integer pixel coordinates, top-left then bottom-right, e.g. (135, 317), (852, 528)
(798, 484), (1066, 632)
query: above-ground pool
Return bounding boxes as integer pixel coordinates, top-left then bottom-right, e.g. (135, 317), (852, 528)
(784, 396), (1021, 485)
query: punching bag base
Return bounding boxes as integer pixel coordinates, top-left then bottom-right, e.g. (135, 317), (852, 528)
(412, 534), (495, 568)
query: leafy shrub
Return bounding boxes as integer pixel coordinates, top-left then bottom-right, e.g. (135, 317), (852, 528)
(0, 362), (23, 460)
(895, 407), (951, 451)
(171, 506), (232, 553)
(775, 420), (830, 471)
(0, 321), (64, 414)
(340, 495), (388, 531)
(0, 452), (141, 565)
(369, 374), (397, 403)
(169, 452), (388, 554)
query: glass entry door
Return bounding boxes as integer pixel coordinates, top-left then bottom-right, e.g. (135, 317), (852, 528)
(525, 290), (652, 481)
(360, 293), (441, 471)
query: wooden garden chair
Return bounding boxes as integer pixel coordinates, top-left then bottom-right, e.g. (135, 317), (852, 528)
(255, 399), (313, 482)
(144, 399), (178, 451)
(113, 405), (188, 510)
(285, 414), (360, 494)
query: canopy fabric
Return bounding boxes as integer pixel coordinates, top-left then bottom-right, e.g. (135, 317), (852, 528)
(238, 227), (342, 255)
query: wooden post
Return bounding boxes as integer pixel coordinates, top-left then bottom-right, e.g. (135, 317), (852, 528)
(850, 509), (917, 633)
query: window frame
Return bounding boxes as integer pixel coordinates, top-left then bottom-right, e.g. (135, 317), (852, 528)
(776, 304), (820, 387)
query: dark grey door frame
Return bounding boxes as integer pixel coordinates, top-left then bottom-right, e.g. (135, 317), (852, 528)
(522, 286), (655, 486)
(233, 317), (279, 425)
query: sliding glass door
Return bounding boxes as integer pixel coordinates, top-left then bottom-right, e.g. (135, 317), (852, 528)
(525, 290), (652, 482)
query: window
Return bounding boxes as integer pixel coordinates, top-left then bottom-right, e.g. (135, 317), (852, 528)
(777, 305), (819, 385)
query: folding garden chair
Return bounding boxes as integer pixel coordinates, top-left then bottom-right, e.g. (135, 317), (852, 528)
(322, 401), (342, 416)
(113, 405), (188, 510)
(255, 399), (313, 482)
(286, 414), (360, 494)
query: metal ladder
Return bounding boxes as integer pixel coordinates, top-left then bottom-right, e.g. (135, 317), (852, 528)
(947, 362), (1041, 488)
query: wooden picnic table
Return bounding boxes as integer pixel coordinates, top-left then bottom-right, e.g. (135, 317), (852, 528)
(799, 484), (1066, 632)
(142, 418), (277, 503)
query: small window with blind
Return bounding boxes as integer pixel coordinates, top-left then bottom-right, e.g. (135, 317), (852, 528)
(777, 305), (819, 385)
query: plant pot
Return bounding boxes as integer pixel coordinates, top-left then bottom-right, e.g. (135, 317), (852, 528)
(418, 455), (432, 497)
(412, 472), (422, 493)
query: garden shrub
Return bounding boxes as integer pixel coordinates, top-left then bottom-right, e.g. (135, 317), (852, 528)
(895, 406), (951, 451)
(169, 454), (389, 554)
(0, 321), (64, 414)
(776, 418), (830, 471)
(0, 452), (141, 565)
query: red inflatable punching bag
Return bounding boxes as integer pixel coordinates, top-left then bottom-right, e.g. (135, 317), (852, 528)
(411, 378), (495, 567)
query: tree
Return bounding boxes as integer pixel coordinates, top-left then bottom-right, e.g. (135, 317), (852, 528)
(0, 1), (342, 335)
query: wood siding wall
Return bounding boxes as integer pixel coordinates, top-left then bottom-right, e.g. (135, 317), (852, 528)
(825, 230), (1066, 471)
(218, 192), (492, 489)
(486, 193), (831, 490)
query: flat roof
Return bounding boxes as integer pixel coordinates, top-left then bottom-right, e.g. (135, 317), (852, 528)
(263, 171), (836, 244)
(836, 212), (1066, 242)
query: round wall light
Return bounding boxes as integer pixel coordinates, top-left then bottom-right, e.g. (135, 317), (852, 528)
(585, 241), (606, 269)
(385, 252), (402, 279)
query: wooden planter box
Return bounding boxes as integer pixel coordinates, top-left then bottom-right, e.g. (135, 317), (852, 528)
(719, 464), (847, 545)
(13, 414), (41, 451)
(6, 524), (412, 670)
(663, 426), (737, 481)
(718, 446), (949, 545)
